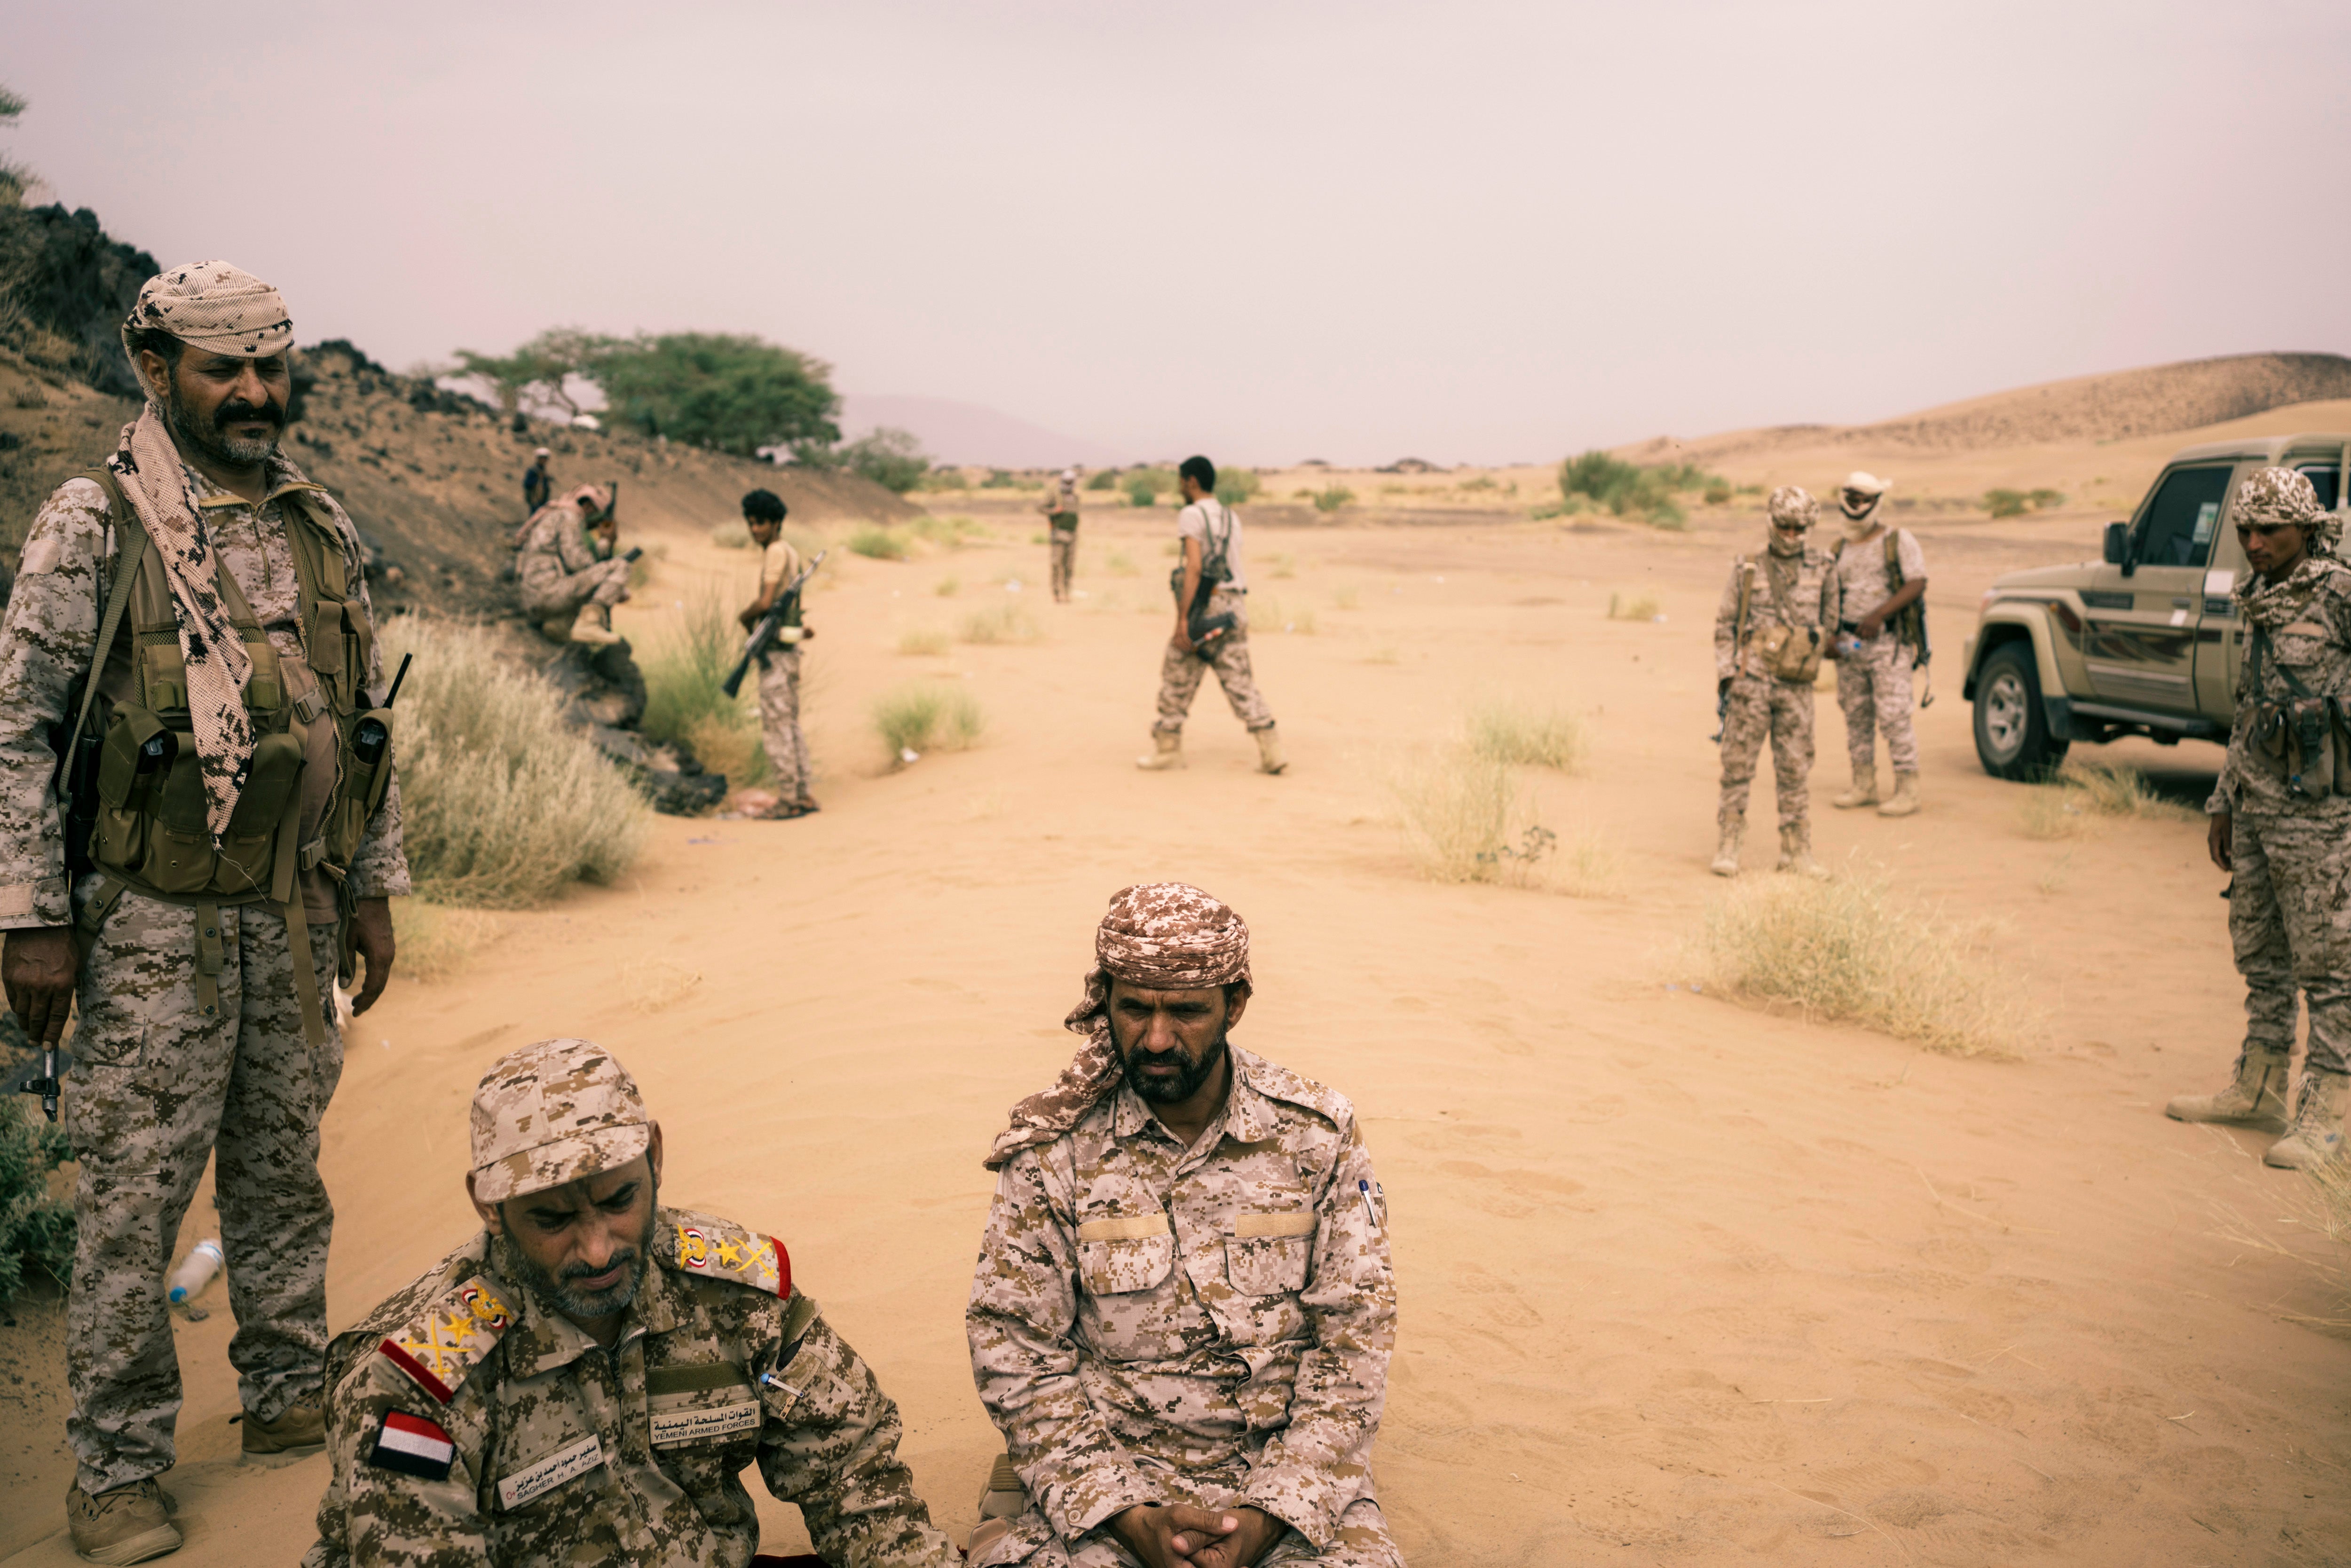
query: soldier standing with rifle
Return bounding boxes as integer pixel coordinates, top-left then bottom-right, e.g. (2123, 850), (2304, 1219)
(1711, 486), (1839, 878)
(737, 489), (820, 820)
(0, 261), (406, 1563)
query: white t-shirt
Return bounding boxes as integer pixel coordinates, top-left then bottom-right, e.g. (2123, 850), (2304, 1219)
(1177, 500), (1247, 591)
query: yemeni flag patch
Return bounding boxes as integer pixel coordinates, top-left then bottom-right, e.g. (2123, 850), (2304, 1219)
(369, 1410), (457, 1481)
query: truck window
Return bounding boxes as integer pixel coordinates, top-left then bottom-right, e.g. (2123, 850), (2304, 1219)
(2135, 465), (2233, 567)
(2296, 464), (2340, 511)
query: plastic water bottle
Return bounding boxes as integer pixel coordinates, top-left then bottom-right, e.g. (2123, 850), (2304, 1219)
(167, 1240), (224, 1305)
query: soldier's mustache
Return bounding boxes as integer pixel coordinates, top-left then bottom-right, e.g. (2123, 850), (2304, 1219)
(213, 398), (286, 429)
(561, 1248), (637, 1283)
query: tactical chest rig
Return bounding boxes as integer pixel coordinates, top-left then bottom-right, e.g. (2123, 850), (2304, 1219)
(62, 469), (395, 1047)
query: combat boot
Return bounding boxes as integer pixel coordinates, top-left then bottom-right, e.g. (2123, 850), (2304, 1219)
(240, 1400), (326, 1467)
(1710, 815), (1744, 877)
(67, 1479), (180, 1565)
(1253, 725), (1288, 775)
(1775, 823), (1828, 880)
(570, 603), (621, 647)
(2264, 1069), (2348, 1170)
(1878, 771), (1921, 817)
(1832, 766), (1878, 809)
(2164, 1048), (2290, 1130)
(1136, 732), (1184, 771)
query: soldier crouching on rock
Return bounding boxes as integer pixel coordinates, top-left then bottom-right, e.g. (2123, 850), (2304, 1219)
(1711, 485), (1839, 878)
(965, 883), (1402, 1568)
(2168, 467), (2351, 1170)
(306, 1037), (961, 1568)
(517, 483), (630, 646)
(0, 260), (406, 1563)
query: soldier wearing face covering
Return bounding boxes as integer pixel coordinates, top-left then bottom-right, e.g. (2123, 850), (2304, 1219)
(1710, 486), (1839, 878)
(1828, 471), (1928, 816)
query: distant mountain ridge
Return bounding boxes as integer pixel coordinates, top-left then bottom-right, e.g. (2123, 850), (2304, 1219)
(840, 393), (1122, 469)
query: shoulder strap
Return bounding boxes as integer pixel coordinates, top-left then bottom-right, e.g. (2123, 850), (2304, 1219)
(1733, 557), (1754, 648)
(65, 470), (150, 765)
(1884, 528), (1903, 589)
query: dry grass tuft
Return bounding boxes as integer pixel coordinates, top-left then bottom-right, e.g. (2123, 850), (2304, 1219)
(1389, 748), (1552, 887)
(847, 525), (908, 560)
(1333, 584), (1361, 610)
(1608, 589), (1663, 621)
(710, 520), (751, 550)
(1548, 827), (1627, 899)
(871, 682), (986, 764)
(2019, 758), (2196, 839)
(389, 903), (505, 982)
(379, 618), (651, 906)
(623, 958), (704, 1014)
(898, 627), (951, 656)
(935, 575), (960, 597)
(1467, 701), (1589, 772)
(1691, 873), (2026, 1056)
(1106, 552), (1139, 577)
(642, 586), (766, 787)
(2312, 1163), (2351, 1249)
(958, 604), (1042, 645)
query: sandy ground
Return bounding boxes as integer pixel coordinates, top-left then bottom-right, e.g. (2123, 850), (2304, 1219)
(6, 413), (2351, 1566)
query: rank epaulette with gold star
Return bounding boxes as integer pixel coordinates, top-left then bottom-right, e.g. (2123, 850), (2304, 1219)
(376, 1274), (517, 1405)
(657, 1207), (791, 1299)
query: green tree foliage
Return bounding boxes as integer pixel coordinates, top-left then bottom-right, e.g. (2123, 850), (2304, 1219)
(1556, 450), (1725, 529)
(453, 326), (612, 419)
(594, 332), (840, 458)
(0, 84), (33, 207)
(0, 1097), (75, 1299)
(838, 426), (931, 493)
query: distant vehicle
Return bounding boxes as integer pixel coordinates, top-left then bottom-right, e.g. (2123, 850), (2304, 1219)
(571, 413), (603, 432)
(1963, 433), (2351, 779)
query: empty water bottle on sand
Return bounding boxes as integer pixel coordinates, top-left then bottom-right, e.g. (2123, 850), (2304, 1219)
(168, 1240), (224, 1305)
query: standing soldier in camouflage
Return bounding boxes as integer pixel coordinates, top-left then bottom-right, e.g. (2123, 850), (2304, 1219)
(0, 262), (406, 1563)
(966, 882), (1400, 1568)
(306, 1037), (961, 1567)
(1711, 486), (1839, 878)
(738, 489), (819, 819)
(516, 482), (629, 646)
(2168, 468), (2351, 1169)
(1041, 469), (1081, 604)
(1828, 471), (1928, 816)
(1137, 457), (1286, 776)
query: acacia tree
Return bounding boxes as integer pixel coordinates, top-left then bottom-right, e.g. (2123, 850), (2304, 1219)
(839, 426), (931, 492)
(591, 333), (839, 458)
(453, 326), (613, 420)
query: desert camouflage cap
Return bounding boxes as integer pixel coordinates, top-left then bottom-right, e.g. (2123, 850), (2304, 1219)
(569, 483), (614, 516)
(118, 260), (292, 376)
(469, 1038), (653, 1203)
(2238, 466), (2339, 552)
(1767, 485), (1818, 527)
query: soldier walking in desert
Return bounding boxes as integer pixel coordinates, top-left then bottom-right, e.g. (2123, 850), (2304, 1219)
(1137, 456), (1286, 775)
(2168, 468), (2351, 1170)
(1829, 471), (1929, 816)
(0, 261), (406, 1562)
(1041, 467), (1081, 603)
(1712, 486), (1839, 877)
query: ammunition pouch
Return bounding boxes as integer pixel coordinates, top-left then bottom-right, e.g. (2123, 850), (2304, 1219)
(1753, 623), (1825, 685)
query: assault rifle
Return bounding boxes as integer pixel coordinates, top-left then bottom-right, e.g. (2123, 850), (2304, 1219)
(722, 550), (826, 699)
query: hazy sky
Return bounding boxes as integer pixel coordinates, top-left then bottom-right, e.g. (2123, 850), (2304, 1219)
(7, 0), (2347, 465)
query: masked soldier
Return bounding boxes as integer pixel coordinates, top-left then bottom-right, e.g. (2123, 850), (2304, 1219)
(1829, 471), (1928, 816)
(966, 883), (1400, 1568)
(2168, 468), (2351, 1170)
(1041, 469), (1081, 603)
(517, 483), (629, 646)
(0, 261), (406, 1563)
(1711, 486), (1839, 878)
(306, 1037), (961, 1567)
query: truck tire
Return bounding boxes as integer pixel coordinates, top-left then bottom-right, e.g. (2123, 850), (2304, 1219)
(1972, 641), (2068, 780)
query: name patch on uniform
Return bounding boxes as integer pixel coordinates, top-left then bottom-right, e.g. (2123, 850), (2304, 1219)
(368, 1411), (456, 1481)
(497, 1434), (604, 1511)
(649, 1397), (762, 1448)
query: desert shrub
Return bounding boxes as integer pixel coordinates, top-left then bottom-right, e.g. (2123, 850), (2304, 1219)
(1312, 486), (1354, 513)
(370, 620), (652, 906)
(642, 586), (751, 745)
(847, 525), (908, 560)
(935, 575), (959, 597)
(959, 604), (1042, 644)
(0, 1097), (75, 1299)
(979, 469), (1024, 489)
(1390, 747), (1552, 886)
(1550, 828), (1626, 900)
(1692, 874), (2023, 1056)
(839, 426), (930, 492)
(1085, 469), (1118, 491)
(1557, 450), (1711, 528)
(1126, 481), (1160, 508)
(1215, 468), (1261, 506)
(711, 520), (752, 549)
(2019, 758), (2193, 838)
(898, 627), (951, 656)
(395, 903), (505, 983)
(871, 681), (986, 762)
(1984, 489), (2028, 518)
(909, 513), (985, 547)
(1608, 589), (1663, 621)
(1703, 483), (1732, 505)
(1467, 701), (1589, 772)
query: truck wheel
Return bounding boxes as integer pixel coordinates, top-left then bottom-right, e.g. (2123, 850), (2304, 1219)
(1972, 642), (2068, 780)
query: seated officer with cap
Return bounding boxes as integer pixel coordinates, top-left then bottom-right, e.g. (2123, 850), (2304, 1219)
(305, 1038), (960, 1568)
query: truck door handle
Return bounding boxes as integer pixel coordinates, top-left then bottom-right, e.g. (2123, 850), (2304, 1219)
(2171, 597), (2192, 608)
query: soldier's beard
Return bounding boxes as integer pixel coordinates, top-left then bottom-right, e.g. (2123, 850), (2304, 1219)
(1119, 1026), (1229, 1104)
(502, 1178), (657, 1324)
(164, 379), (285, 469)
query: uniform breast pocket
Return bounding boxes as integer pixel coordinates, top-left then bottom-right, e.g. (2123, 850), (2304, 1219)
(1075, 1213), (1176, 1296)
(1225, 1211), (1315, 1296)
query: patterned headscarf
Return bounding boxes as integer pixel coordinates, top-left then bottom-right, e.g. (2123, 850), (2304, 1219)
(984, 883), (1252, 1168)
(109, 262), (298, 840)
(2233, 466), (2343, 630)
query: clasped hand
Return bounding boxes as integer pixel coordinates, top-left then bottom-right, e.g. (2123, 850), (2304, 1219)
(1109, 1503), (1283, 1568)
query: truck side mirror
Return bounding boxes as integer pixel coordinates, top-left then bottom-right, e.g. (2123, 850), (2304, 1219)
(2103, 521), (2129, 569)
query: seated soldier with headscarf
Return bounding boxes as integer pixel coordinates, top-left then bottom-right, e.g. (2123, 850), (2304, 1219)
(966, 884), (1403, 1568)
(515, 482), (630, 645)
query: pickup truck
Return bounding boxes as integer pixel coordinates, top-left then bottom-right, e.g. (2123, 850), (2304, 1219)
(1963, 433), (2351, 779)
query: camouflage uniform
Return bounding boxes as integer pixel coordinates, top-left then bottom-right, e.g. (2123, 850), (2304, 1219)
(1831, 528), (1928, 777)
(1713, 540), (1838, 836)
(1153, 589), (1275, 738)
(1043, 481), (1080, 603)
(966, 1044), (1401, 1568)
(517, 497), (629, 631)
(306, 1212), (958, 1567)
(0, 461), (407, 1494)
(2189, 467), (2351, 1166)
